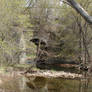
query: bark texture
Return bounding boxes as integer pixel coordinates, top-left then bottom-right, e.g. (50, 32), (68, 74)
(67, 0), (92, 24)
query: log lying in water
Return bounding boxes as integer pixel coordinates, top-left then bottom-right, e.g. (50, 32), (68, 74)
(24, 70), (82, 79)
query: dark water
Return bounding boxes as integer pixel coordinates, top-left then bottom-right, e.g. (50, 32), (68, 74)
(0, 72), (92, 92)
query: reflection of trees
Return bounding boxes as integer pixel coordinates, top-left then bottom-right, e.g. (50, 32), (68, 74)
(78, 72), (90, 92)
(26, 76), (84, 92)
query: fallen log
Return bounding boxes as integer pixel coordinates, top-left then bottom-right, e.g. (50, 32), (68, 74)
(24, 70), (82, 80)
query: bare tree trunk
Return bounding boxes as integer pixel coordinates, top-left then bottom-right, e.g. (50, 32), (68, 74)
(67, 0), (92, 24)
(76, 17), (91, 70)
(19, 31), (27, 64)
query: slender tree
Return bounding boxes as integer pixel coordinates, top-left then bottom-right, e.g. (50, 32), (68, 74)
(66, 0), (92, 24)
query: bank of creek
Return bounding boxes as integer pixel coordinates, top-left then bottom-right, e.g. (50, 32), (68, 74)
(0, 67), (92, 92)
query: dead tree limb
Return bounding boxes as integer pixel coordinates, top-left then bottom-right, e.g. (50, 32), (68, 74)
(66, 0), (92, 24)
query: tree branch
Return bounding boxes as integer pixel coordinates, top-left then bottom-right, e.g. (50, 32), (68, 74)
(66, 0), (92, 24)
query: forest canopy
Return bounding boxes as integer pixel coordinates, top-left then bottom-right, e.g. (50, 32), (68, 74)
(0, 0), (92, 69)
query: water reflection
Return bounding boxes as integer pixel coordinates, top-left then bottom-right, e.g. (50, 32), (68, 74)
(0, 73), (31, 92)
(26, 72), (92, 92)
(78, 72), (91, 92)
(0, 72), (91, 92)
